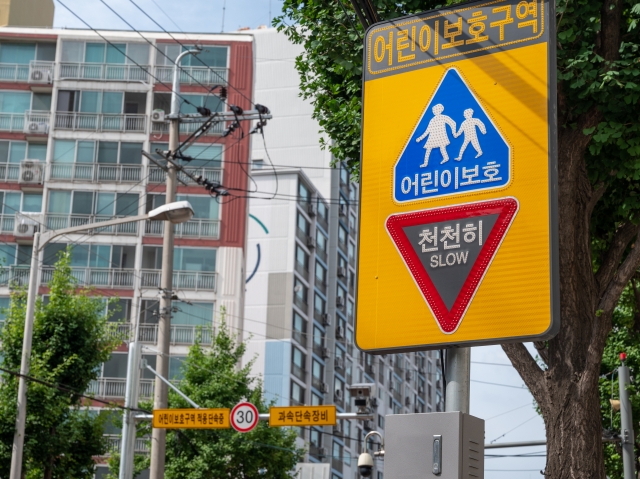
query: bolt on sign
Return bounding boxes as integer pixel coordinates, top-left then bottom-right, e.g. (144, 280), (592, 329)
(269, 405), (337, 427)
(356, 0), (559, 351)
(152, 408), (230, 429)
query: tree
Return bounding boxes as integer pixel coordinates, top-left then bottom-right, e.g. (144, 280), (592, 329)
(161, 322), (304, 479)
(599, 281), (640, 478)
(0, 249), (119, 478)
(276, 0), (640, 476)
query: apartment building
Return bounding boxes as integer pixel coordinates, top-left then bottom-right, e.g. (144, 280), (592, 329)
(245, 28), (444, 479)
(0, 27), (254, 475)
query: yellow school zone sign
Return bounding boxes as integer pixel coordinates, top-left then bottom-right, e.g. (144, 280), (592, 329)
(356, 0), (559, 352)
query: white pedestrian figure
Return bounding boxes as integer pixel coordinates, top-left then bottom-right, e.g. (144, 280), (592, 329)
(415, 103), (457, 167)
(454, 108), (486, 160)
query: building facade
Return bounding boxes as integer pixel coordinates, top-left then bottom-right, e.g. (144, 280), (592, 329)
(245, 28), (444, 479)
(0, 26), (254, 476)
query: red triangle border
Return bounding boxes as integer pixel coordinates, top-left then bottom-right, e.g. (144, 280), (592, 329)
(385, 197), (519, 334)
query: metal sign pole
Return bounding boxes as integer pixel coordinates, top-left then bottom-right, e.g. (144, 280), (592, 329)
(619, 354), (636, 479)
(445, 348), (470, 414)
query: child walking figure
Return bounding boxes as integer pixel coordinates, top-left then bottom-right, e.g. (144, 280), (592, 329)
(454, 108), (486, 160)
(415, 104), (457, 167)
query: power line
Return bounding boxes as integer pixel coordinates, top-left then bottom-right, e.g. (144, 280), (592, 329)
(489, 415), (539, 443)
(471, 379), (528, 390)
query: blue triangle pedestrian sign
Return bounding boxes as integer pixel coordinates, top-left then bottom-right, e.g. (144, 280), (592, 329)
(393, 68), (511, 203)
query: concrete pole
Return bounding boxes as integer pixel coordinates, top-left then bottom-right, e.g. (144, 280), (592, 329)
(618, 354), (635, 479)
(149, 49), (194, 479)
(9, 232), (41, 479)
(119, 339), (141, 479)
(445, 347), (470, 414)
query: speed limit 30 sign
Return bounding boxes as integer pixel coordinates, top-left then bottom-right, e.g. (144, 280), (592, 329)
(230, 402), (259, 433)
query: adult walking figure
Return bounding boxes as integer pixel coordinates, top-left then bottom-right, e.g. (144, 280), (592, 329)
(415, 103), (457, 167)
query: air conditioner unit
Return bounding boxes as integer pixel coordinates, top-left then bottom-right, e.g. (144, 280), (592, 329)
(13, 213), (40, 237)
(370, 397), (379, 408)
(30, 69), (45, 81)
(405, 370), (413, 380)
(320, 382), (329, 393)
(307, 203), (317, 216)
(405, 396), (412, 406)
(19, 160), (43, 184)
(334, 388), (343, 400)
(151, 109), (166, 122)
(337, 266), (347, 278)
(414, 406), (422, 414)
(339, 203), (347, 217)
(322, 313), (332, 326)
(418, 386), (425, 395)
(306, 235), (316, 248)
(418, 366), (426, 375)
(335, 357), (344, 369)
(336, 296), (345, 308)
(333, 423), (343, 435)
(317, 447), (328, 458)
(388, 358), (394, 366)
(24, 122), (48, 135)
(321, 347), (330, 359)
(363, 420), (374, 431)
(336, 325), (345, 339)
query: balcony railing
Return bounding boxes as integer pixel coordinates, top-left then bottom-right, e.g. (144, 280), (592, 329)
(144, 218), (220, 239)
(105, 435), (150, 454)
(59, 62), (150, 82)
(23, 110), (50, 134)
(155, 65), (228, 85)
(54, 112), (146, 133)
(48, 162), (142, 183)
(0, 265), (30, 288)
(292, 364), (307, 382)
(137, 324), (212, 345)
(140, 269), (217, 292)
(0, 214), (15, 233)
(148, 166), (221, 185)
(45, 214), (139, 235)
(0, 60), (54, 83)
(0, 113), (24, 132)
(40, 266), (135, 288)
(0, 163), (19, 182)
(151, 119), (224, 136)
(87, 377), (154, 400)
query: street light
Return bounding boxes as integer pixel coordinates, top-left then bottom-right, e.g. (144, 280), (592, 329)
(9, 201), (194, 479)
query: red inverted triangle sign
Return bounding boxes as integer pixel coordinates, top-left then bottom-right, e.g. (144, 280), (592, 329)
(386, 197), (519, 334)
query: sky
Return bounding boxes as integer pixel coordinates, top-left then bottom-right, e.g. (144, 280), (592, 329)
(53, 0), (284, 33)
(52, 1), (548, 476)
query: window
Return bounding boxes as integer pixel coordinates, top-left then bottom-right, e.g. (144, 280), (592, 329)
(141, 246), (216, 272)
(169, 356), (186, 380)
(338, 254), (347, 273)
(313, 326), (324, 349)
(316, 230), (327, 257)
(337, 285), (347, 308)
(310, 428), (321, 447)
(0, 191), (42, 215)
(317, 199), (328, 224)
(294, 277), (308, 307)
(348, 242), (356, 264)
(150, 141), (223, 168)
(334, 377), (344, 397)
(315, 262), (326, 285)
(61, 41), (149, 64)
(292, 312), (307, 345)
(340, 164), (349, 185)
(0, 244), (32, 267)
(295, 245), (309, 272)
(0, 42), (55, 64)
(0, 91), (31, 113)
(155, 44), (227, 67)
(311, 393), (323, 406)
(349, 214), (357, 233)
(338, 225), (348, 248)
(312, 359), (324, 381)
(378, 414), (385, 429)
(314, 294), (325, 317)
(298, 180), (310, 204)
(296, 213), (309, 236)
(0, 140), (46, 163)
(347, 300), (354, 324)
(153, 92), (223, 115)
(333, 441), (342, 463)
(292, 346), (306, 380)
(47, 190), (139, 217)
(291, 381), (305, 405)
(43, 243), (135, 269)
(146, 193), (219, 220)
(53, 141), (143, 165)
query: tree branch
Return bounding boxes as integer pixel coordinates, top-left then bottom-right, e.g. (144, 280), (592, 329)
(598, 0), (623, 62)
(533, 341), (549, 366)
(502, 343), (547, 406)
(595, 222), (640, 296)
(599, 230), (640, 314)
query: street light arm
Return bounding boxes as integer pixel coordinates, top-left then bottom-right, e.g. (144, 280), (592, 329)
(37, 214), (150, 252)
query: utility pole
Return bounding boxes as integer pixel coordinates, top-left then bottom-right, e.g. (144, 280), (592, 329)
(445, 347), (470, 413)
(149, 49), (199, 479)
(119, 336), (141, 479)
(619, 353), (635, 479)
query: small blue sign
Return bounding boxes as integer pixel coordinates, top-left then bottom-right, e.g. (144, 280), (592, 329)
(393, 68), (511, 203)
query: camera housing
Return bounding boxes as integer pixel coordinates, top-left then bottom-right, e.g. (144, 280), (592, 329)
(357, 452), (374, 477)
(348, 383), (375, 411)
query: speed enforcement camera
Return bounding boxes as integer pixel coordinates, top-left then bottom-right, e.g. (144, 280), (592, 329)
(349, 383), (375, 410)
